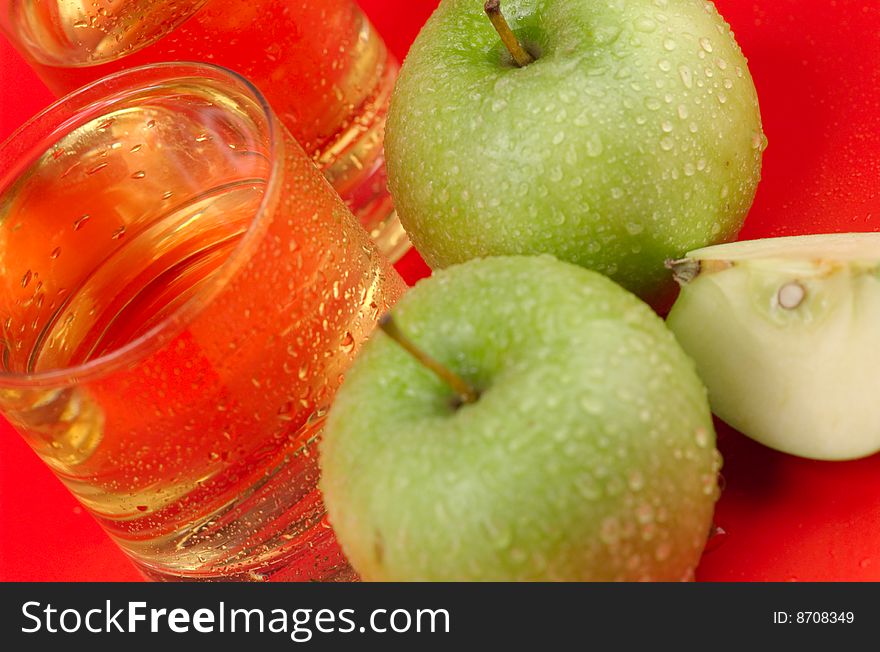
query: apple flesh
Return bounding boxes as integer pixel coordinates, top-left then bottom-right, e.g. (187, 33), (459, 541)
(666, 232), (880, 461)
(320, 256), (720, 581)
(386, 0), (765, 303)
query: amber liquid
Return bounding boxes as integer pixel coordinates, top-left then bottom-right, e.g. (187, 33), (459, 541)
(0, 80), (404, 580)
(2, 0), (408, 259)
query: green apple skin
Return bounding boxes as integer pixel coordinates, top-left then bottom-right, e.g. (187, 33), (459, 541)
(386, 0), (765, 303)
(320, 256), (720, 581)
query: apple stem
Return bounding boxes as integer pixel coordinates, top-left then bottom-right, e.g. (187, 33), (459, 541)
(666, 258), (735, 285)
(379, 314), (480, 406)
(484, 0), (535, 68)
(665, 259), (702, 285)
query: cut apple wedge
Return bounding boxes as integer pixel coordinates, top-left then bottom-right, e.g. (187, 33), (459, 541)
(666, 233), (880, 461)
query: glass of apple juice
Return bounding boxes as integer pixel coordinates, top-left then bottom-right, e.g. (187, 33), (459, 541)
(0, 0), (409, 261)
(0, 62), (406, 581)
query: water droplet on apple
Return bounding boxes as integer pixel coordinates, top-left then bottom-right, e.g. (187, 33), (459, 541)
(600, 517), (620, 545)
(677, 104), (689, 119)
(491, 99), (507, 113)
(663, 38), (677, 51)
(661, 121), (674, 133)
(705, 524), (729, 553)
(658, 59), (672, 72)
(576, 475), (601, 501)
(611, 187), (624, 200)
(636, 503), (654, 524)
(699, 37), (714, 53)
(580, 395), (603, 415)
(678, 65), (694, 89)
(717, 92), (728, 105)
(629, 471), (645, 492)
(552, 131), (565, 145)
(660, 137), (674, 151)
(655, 541), (673, 561)
(625, 222), (644, 236)
(752, 131), (769, 151)
(695, 428), (711, 448)
(635, 17), (657, 33)
(586, 133), (604, 157)
(605, 475), (624, 496)
(684, 163), (696, 176)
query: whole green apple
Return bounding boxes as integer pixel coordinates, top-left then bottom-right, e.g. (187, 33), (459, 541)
(386, 0), (765, 303)
(320, 255), (720, 581)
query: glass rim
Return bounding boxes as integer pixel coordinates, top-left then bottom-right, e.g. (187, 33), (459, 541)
(0, 61), (283, 388)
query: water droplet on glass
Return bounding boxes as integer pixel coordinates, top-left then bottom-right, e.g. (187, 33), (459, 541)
(50, 247), (61, 260)
(20, 269), (32, 288)
(131, 170), (146, 179)
(73, 214), (91, 230)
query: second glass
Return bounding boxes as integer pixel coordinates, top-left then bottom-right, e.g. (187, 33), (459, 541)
(0, 0), (410, 260)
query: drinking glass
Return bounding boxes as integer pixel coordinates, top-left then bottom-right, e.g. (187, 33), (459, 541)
(0, 61), (406, 581)
(0, 0), (410, 260)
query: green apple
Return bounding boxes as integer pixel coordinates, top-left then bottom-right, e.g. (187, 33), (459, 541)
(386, 0), (765, 304)
(320, 255), (720, 581)
(666, 232), (880, 461)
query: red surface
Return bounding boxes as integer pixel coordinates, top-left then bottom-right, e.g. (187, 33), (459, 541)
(2, 0), (879, 582)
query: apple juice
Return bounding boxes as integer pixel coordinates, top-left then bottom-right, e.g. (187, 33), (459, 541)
(0, 0), (407, 259)
(0, 66), (405, 580)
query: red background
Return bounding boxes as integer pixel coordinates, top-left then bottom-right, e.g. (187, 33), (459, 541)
(2, 0), (879, 582)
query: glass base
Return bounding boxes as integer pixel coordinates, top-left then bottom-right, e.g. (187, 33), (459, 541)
(135, 527), (358, 582)
(106, 418), (358, 582)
